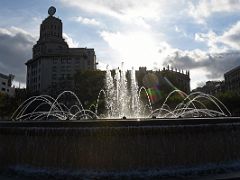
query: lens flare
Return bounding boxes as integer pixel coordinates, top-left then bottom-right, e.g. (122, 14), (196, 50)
(164, 77), (186, 98)
(147, 85), (162, 104)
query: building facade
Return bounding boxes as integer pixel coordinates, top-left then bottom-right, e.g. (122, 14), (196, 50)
(224, 65), (240, 93)
(159, 67), (190, 93)
(136, 66), (190, 94)
(0, 73), (15, 96)
(26, 7), (96, 95)
(192, 81), (224, 95)
(193, 65), (240, 95)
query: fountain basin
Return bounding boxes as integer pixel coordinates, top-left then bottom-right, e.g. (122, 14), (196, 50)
(1, 117), (240, 172)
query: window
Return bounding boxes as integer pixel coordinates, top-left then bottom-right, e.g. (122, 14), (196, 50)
(2, 82), (6, 85)
(52, 74), (57, 80)
(52, 66), (57, 72)
(1, 88), (6, 91)
(61, 58), (65, 64)
(60, 74), (65, 79)
(53, 57), (58, 64)
(75, 59), (80, 64)
(66, 74), (71, 79)
(61, 66), (65, 72)
(67, 59), (71, 64)
(83, 54), (88, 59)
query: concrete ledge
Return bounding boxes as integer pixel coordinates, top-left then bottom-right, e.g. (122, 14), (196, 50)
(1, 117), (240, 128)
(0, 117), (240, 171)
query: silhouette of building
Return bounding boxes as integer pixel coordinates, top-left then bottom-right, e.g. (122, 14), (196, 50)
(224, 65), (240, 93)
(159, 67), (190, 93)
(0, 73), (15, 96)
(136, 66), (190, 94)
(26, 6), (96, 95)
(192, 81), (224, 95)
(193, 65), (240, 95)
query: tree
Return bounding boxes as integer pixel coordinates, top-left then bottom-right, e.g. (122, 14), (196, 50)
(215, 91), (240, 116)
(74, 70), (105, 109)
(0, 89), (28, 120)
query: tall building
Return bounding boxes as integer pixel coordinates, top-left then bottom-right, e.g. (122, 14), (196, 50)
(26, 6), (96, 95)
(224, 65), (240, 93)
(0, 73), (15, 96)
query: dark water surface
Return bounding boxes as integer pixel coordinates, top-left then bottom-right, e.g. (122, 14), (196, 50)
(2, 161), (240, 180)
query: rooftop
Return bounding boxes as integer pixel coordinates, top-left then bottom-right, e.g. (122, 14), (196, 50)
(225, 65), (240, 76)
(0, 73), (9, 79)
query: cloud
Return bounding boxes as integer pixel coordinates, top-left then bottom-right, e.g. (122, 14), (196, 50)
(74, 16), (102, 27)
(163, 50), (240, 79)
(174, 25), (188, 37)
(100, 28), (240, 89)
(195, 21), (240, 52)
(99, 28), (240, 89)
(99, 30), (166, 69)
(96, 61), (108, 70)
(188, 0), (240, 24)
(60, 0), (186, 30)
(195, 30), (227, 53)
(59, 0), (240, 90)
(0, 27), (80, 85)
(220, 21), (240, 49)
(61, 0), (161, 20)
(0, 27), (35, 84)
(63, 33), (79, 48)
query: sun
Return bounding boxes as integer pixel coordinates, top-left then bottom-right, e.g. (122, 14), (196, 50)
(101, 30), (170, 70)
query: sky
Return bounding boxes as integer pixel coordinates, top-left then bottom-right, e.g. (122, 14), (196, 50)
(0, 0), (240, 89)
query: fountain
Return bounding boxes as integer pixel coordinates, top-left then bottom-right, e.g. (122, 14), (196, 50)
(10, 64), (230, 121)
(103, 65), (143, 118)
(1, 65), (240, 179)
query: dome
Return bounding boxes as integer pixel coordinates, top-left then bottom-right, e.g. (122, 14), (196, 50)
(48, 6), (56, 16)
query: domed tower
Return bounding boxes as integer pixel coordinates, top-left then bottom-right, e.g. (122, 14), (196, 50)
(33, 6), (68, 58)
(26, 6), (96, 95)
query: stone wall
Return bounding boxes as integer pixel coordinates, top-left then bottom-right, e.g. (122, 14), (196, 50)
(0, 119), (240, 171)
